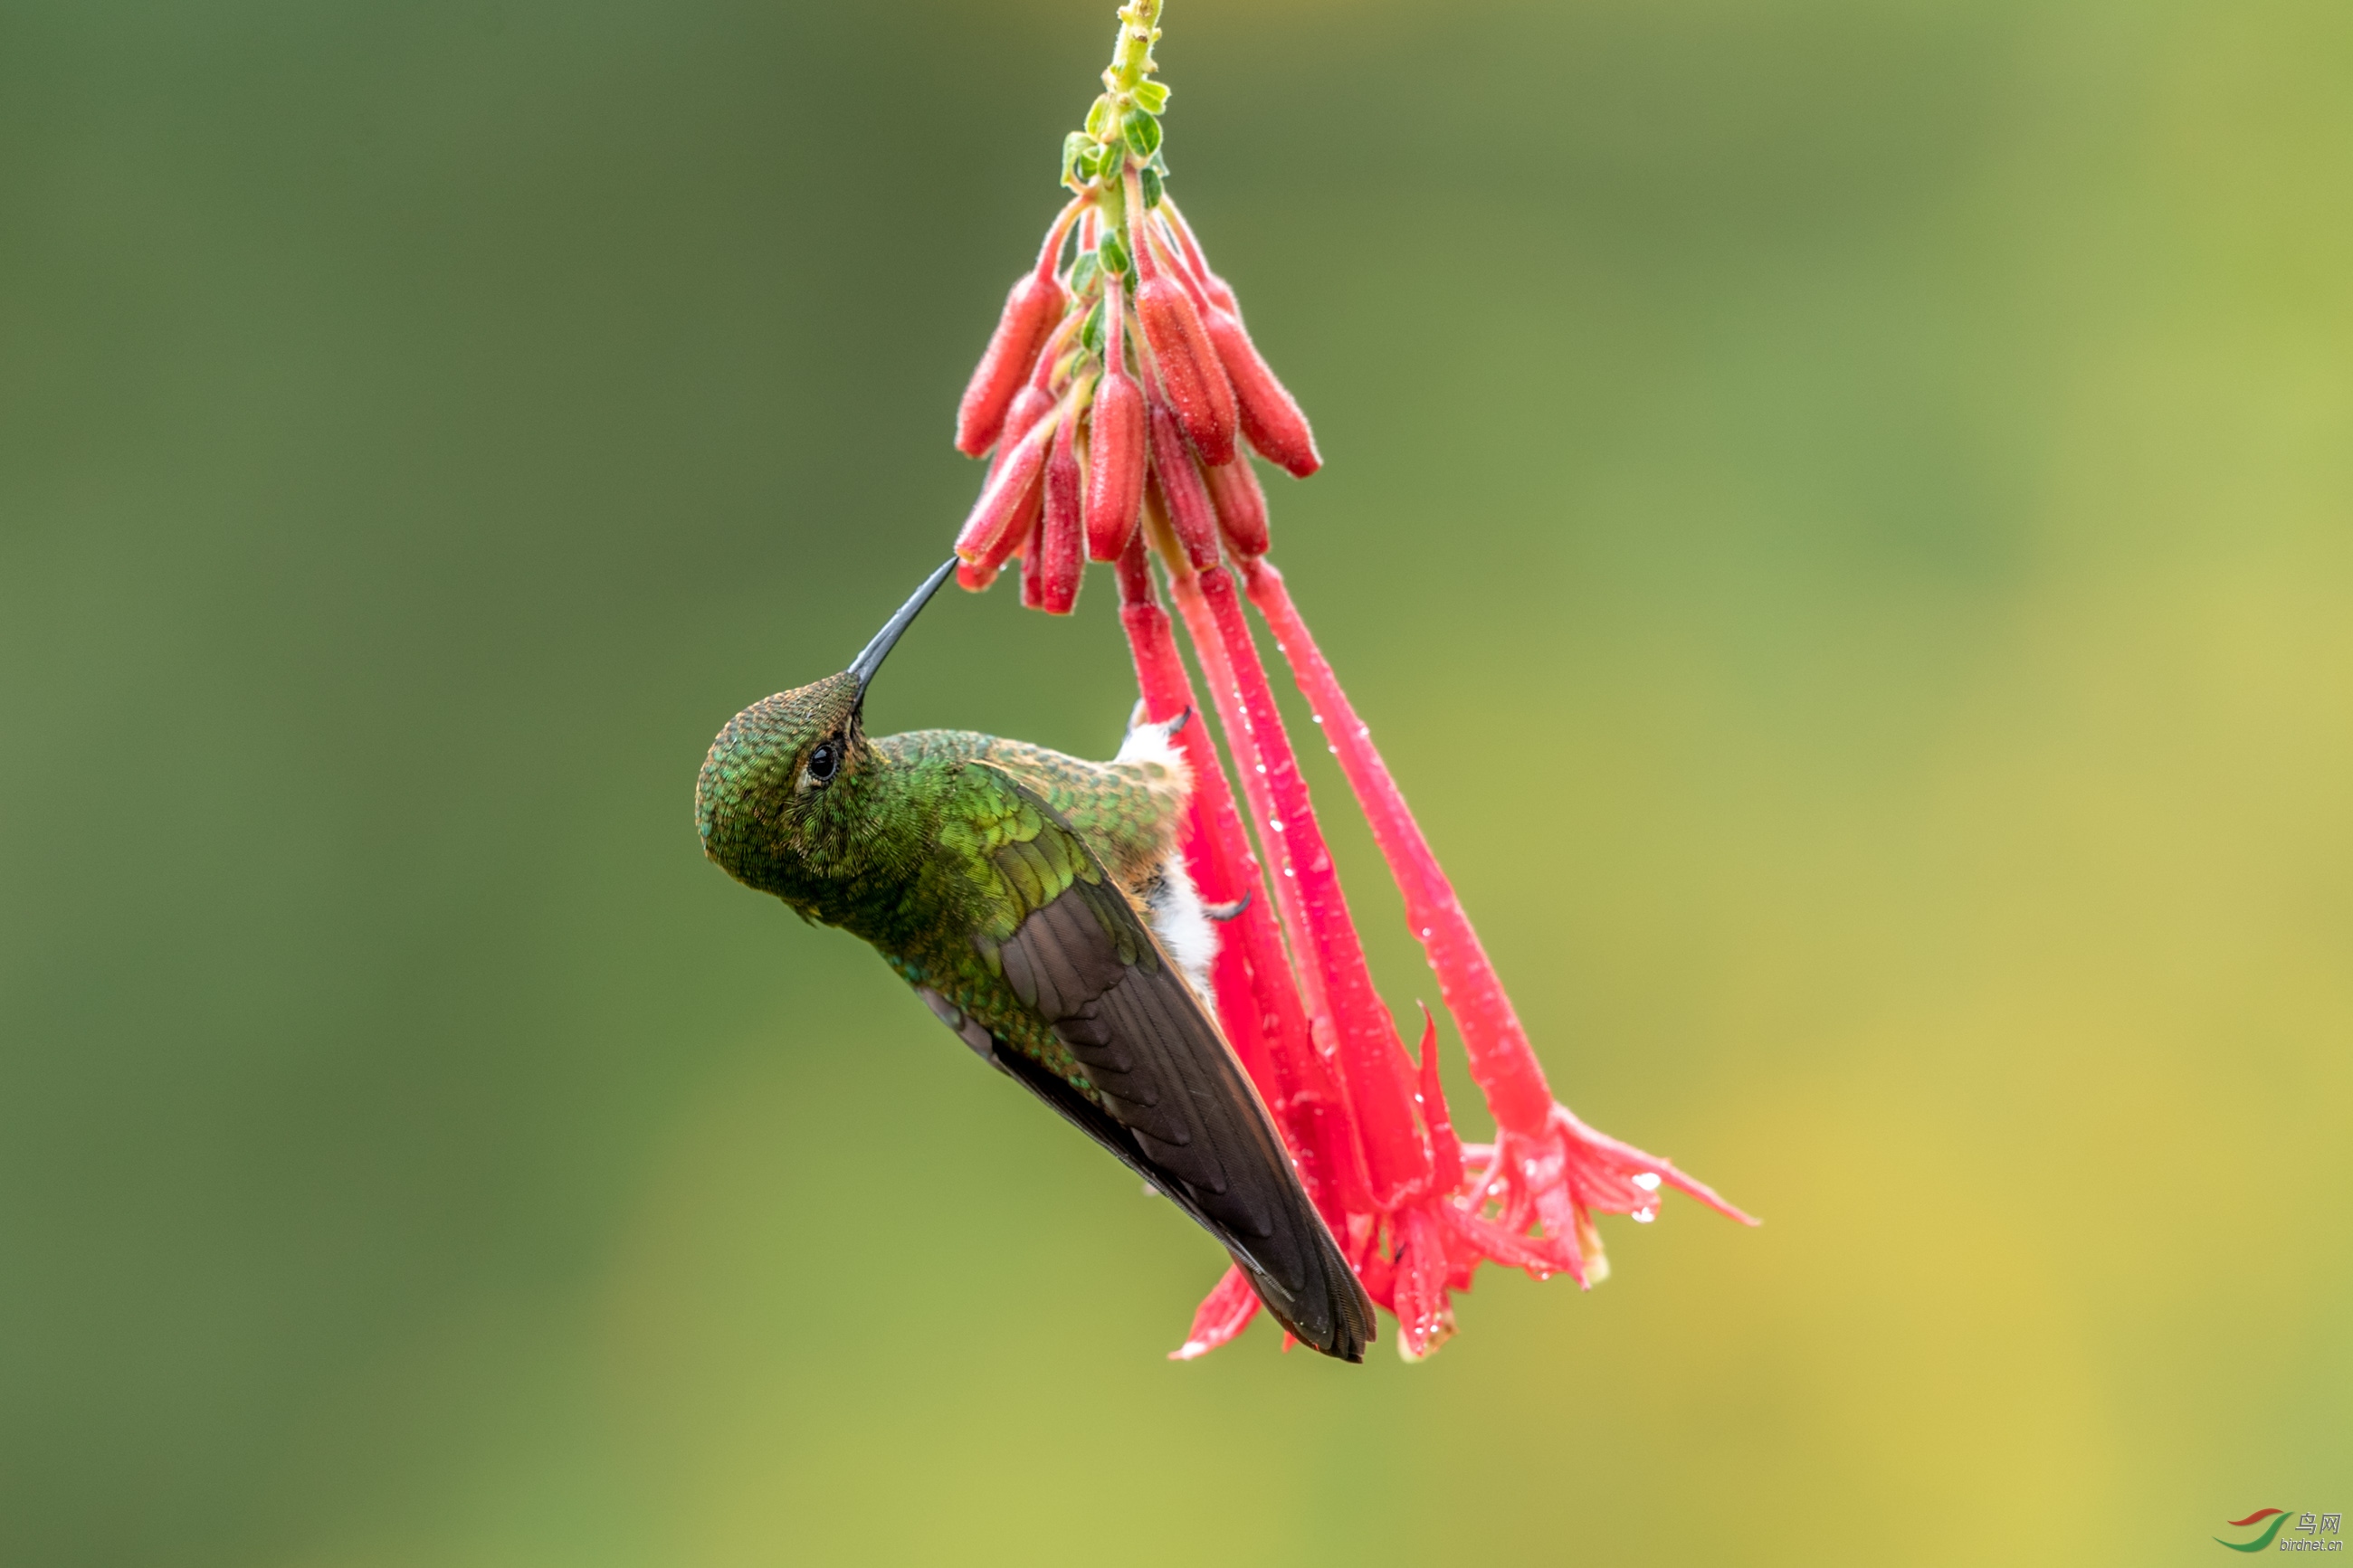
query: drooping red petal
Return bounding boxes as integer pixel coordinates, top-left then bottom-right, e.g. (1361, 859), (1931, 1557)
(1169, 1264), (1261, 1361)
(1390, 1206), (1457, 1360)
(1413, 1006), (1463, 1197)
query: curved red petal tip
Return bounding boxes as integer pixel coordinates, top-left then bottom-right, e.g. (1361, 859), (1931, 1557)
(1135, 275), (1237, 467)
(1551, 1103), (1760, 1226)
(956, 272), (1064, 457)
(1414, 1006), (1465, 1195)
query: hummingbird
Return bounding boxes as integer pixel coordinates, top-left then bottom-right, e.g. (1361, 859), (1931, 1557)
(695, 559), (1374, 1362)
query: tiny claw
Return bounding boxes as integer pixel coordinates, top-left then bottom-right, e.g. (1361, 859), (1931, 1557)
(1202, 889), (1253, 923)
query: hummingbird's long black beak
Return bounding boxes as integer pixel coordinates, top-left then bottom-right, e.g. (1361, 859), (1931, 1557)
(847, 557), (957, 698)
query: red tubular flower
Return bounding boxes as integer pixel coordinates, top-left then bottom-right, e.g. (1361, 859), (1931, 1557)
(1036, 398), (1085, 614)
(988, 384), (1057, 484)
(955, 201), (1081, 456)
(1200, 451), (1271, 560)
(1243, 557), (1759, 1278)
(943, 0), (1750, 1358)
(954, 412), (1053, 566)
(1199, 307), (1319, 478)
(1084, 282), (1148, 561)
(1134, 275), (1236, 468)
(1144, 404), (1222, 572)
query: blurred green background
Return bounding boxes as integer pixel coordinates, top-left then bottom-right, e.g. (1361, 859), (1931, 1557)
(4, 0), (2347, 1563)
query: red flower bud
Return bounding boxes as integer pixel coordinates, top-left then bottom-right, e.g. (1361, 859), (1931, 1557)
(1145, 400), (1221, 571)
(1201, 305), (1319, 478)
(956, 271), (1064, 457)
(1037, 403), (1084, 614)
(1202, 451), (1271, 559)
(1083, 370), (1147, 562)
(953, 412), (1053, 565)
(1134, 275), (1237, 468)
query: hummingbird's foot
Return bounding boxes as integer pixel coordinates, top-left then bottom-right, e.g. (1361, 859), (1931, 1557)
(1201, 889), (1252, 922)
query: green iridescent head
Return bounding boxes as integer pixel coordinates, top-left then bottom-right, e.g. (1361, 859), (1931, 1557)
(695, 559), (955, 898)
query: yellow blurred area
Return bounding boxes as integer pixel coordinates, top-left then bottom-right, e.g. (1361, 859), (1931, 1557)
(1, 1), (2345, 1564)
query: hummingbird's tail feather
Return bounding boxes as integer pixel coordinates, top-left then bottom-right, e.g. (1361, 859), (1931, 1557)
(968, 769), (1373, 1362)
(988, 1037), (1370, 1362)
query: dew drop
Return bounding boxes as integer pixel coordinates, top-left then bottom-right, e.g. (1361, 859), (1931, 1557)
(1632, 1172), (1661, 1192)
(1632, 1206), (1656, 1223)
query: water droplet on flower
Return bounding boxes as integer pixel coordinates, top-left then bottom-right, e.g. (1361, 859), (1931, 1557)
(1632, 1206), (1656, 1223)
(1420, 927), (1434, 937)
(1632, 1172), (1661, 1192)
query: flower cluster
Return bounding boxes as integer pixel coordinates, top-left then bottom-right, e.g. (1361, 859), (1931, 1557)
(951, 0), (1754, 1360)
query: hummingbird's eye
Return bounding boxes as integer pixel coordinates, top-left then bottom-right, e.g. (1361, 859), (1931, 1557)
(805, 739), (840, 784)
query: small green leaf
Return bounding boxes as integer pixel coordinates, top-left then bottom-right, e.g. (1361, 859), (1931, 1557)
(1084, 96), (1112, 138)
(1099, 231), (1130, 277)
(1139, 166), (1165, 208)
(1061, 131), (1090, 185)
(1080, 299), (1105, 356)
(1122, 109), (1162, 160)
(1133, 81), (1169, 113)
(1070, 252), (1102, 297)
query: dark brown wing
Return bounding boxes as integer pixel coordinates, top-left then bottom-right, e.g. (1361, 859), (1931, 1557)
(938, 769), (1372, 1363)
